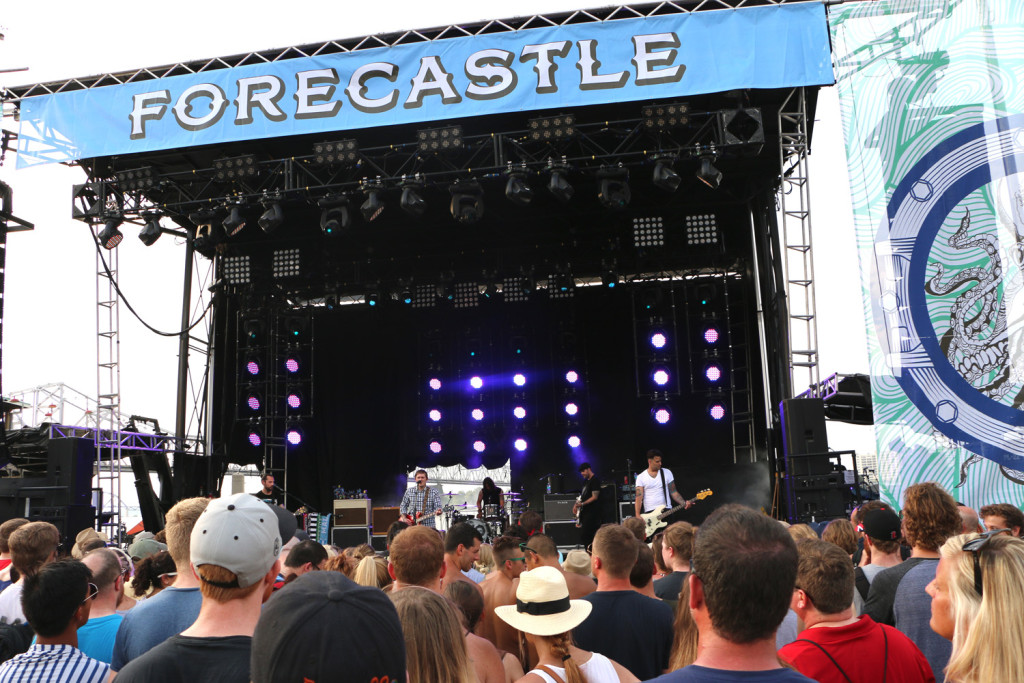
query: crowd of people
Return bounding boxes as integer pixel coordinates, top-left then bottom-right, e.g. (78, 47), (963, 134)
(0, 478), (1021, 683)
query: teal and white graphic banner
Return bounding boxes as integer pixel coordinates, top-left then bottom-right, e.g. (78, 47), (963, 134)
(830, 0), (1024, 508)
(16, 3), (832, 167)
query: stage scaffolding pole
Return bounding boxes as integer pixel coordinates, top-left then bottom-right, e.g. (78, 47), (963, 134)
(173, 236), (195, 477)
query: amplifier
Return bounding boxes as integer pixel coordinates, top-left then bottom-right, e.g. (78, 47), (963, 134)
(370, 535), (388, 553)
(543, 520), (582, 548)
(333, 499), (371, 526)
(544, 494), (577, 521)
(619, 502), (636, 523)
(792, 474), (847, 490)
(331, 526), (371, 547)
(371, 507), (401, 536)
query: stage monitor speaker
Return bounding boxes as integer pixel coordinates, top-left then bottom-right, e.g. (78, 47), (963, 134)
(781, 399), (828, 457)
(47, 438), (95, 506)
(792, 489), (848, 522)
(333, 500), (370, 526)
(331, 526), (371, 547)
(543, 520), (582, 548)
(372, 507), (401, 536)
(370, 535), (388, 553)
(544, 494), (577, 521)
(29, 504), (96, 548)
(599, 484), (617, 524)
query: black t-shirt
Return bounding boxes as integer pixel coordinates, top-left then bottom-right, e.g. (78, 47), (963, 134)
(579, 476), (601, 520)
(653, 570), (688, 601)
(573, 590), (674, 680)
(481, 487), (502, 506)
(251, 490), (281, 507)
(115, 634), (251, 683)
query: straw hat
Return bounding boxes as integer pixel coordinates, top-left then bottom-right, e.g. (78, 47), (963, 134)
(494, 566), (592, 636)
(561, 549), (592, 577)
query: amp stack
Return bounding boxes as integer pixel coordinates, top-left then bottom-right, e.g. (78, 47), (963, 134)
(331, 498), (371, 547)
(542, 493), (581, 549)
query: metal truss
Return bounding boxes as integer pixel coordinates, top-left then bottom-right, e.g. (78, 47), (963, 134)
(2, 0), (815, 106)
(795, 372), (839, 401)
(46, 424), (203, 454)
(776, 87), (820, 396)
(6, 383), (100, 429)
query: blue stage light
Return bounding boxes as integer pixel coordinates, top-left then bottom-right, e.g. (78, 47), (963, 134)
(568, 435), (581, 448)
(709, 403), (727, 420)
(564, 402), (579, 416)
(429, 378), (442, 391)
(513, 406), (527, 419)
(473, 440), (486, 453)
(652, 406), (671, 424)
(513, 373), (527, 387)
(514, 438), (528, 452)
(428, 409), (442, 422)
(565, 370), (579, 384)
(650, 332), (667, 349)
(471, 408), (485, 421)
(470, 376), (484, 390)
(429, 440), (442, 454)
(652, 368), (670, 386)
(705, 364), (723, 383)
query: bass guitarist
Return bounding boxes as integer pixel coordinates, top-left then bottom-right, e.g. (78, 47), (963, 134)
(399, 469), (443, 528)
(634, 449), (691, 521)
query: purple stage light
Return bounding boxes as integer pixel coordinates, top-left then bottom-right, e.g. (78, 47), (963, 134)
(287, 393), (302, 409)
(650, 332), (668, 349)
(513, 406), (527, 419)
(514, 438), (528, 452)
(565, 370), (579, 384)
(429, 378), (442, 391)
(285, 357), (300, 373)
(471, 408), (485, 421)
(703, 326), (720, 344)
(473, 440), (486, 453)
(248, 430), (262, 447)
(246, 360), (260, 376)
(567, 435), (581, 448)
(653, 407), (671, 424)
(246, 395), (261, 411)
(705, 364), (723, 382)
(429, 440), (443, 454)
(286, 429), (302, 446)
(652, 368), (670, 386)
(428, 409), (442, 422)
(564, 402), (579, 416)
(513, 373), (527, 387)
(709, 403), (727, 420)
(470, 376), (484, 390)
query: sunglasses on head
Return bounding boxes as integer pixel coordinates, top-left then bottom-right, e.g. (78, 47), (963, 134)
(963, 528), (1010, 596)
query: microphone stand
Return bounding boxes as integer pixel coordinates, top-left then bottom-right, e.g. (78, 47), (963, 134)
(273, 484), (318, 514)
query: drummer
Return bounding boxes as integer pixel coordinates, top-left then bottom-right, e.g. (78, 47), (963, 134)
(476, 477), (505, 519)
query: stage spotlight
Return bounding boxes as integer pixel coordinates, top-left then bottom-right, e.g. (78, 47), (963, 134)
(222, 205), (246, 236)
(139, 213), (162, 246)
(244, 356), (262, 376)
(708, 402), (727, 420)
(450, 180), (484, 224)
(429, 440), (443, 454)
(567, 435), (581, 448)
(703, 325), (721, 344)
(705, 363), (723, 383)
(564, 402), (579, 416)
(318, 196), (351, 235)
(547, 168), (574, 203)
(417, 125), (463, 153)
(429, 378), (442, 391)
(428, 409), (442, 422)
(471, 408), (485, 421)
(285, 426), (303, 446)
(400, 180), (427, 217)
(528, 114), (576, 141)
(284, 354), (301, 373)
(652, 405), (672, 425)
(514, 438), (528, 452)
(98, 217), (124, 249)
(505, 172), (533, 206)
(245, 390), (262, 412)
(652, 368), (671, 386)
(601, 269), (618, 288)
(650, 332), (668, 349)
(313, 138), (359, 165)
(597, 166), (630, 209)
(366, 292), (379, 307)
(565, 370), (579, 384)
(652, 159), (681, 192)
(512, 373), (527, 387)
(361, 186), (385, 222)
(286, 391), (303, 410)
(473, 440), (486, 453)
(247, 423), (263, 447)
(258, 200), (284, 233)
(697, 156), (722, 189)
(214, 154), (257, 181)
(513, 406), (527, 419)
(469, 376), (484, 390)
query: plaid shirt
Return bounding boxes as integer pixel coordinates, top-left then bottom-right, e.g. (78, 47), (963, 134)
(400, 486), (442, 528)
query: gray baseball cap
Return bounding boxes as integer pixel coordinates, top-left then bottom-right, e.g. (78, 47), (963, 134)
(190, 493), (282, 588)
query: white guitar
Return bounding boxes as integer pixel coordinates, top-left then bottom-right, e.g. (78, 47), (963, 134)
(640, 489), (714, 538)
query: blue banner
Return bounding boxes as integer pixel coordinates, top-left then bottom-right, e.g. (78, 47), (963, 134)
(16, 3), (832, 168)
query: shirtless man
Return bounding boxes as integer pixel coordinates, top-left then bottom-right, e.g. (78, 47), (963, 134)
(479, 536), (527, 654)
(519, 534), (596, 600)
(442, 522), (484, 592)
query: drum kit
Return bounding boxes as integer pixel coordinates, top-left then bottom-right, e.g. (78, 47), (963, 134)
(438, 488), (528, 542)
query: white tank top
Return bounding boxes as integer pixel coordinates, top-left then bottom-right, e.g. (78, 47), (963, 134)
(528, 652), (619, 683)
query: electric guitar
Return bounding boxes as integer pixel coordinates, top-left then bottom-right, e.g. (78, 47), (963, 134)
(640, 489), (714, 538)
(400, 509), (443, 526)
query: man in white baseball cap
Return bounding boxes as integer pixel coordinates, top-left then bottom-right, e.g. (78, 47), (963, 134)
(114, 493), (283, 683)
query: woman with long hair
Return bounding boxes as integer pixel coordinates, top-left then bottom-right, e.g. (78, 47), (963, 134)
(390, 587), (476, 683)
(926, 530), (1024, 683)
(667, 578), (698, 671)
(496, 566), (637, 683)
(352, 554), (391, 590)
(478, 477), (506, 519)
(131, 549), (176, 598)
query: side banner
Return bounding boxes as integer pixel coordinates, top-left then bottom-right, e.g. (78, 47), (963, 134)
(830, 0), (1024, 509)
(15, 3), (832, 167)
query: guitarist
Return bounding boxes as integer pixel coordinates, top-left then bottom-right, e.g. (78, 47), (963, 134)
(400, 469), (443, 528)
(572, 462), (602, 548)
(634, 449), (691, 521)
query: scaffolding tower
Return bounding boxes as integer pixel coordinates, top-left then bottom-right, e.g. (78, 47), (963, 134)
(94, 236), (122, 542)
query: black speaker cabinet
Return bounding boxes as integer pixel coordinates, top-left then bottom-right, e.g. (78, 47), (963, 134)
(781, 399), (829, 458)
(543, 494), (577, 521)
(47, 438), (95, 506)
(331, 526), (371, 547)
(544, 520), (582, 547)
(370, 535), (388, 553)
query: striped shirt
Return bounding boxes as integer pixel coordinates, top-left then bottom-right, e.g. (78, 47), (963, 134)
(400, 486), (443, 528)
(0, 644), (109, 683)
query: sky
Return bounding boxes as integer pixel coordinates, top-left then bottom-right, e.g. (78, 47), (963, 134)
(0, 1), (875, 468)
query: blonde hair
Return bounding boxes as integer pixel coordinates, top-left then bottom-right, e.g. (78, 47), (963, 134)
(787, 524), (817, 543)
(353, 555), (391, 590)
(165, 497), (210, 568)
(821, 519), (858, 556)
(669, 578), (698, 671)
(389, 587), (475, 683)
(537, 632), (585, 683)
(474, 544), (494, 574)
(940, 533), (1024, 683)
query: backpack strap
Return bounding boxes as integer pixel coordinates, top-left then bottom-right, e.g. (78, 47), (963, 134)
(793, 639), (854, 683)
(536, 665), (566, 683)
(854, 566), (871, 602)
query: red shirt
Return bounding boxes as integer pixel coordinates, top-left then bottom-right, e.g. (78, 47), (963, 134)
(779, 614), (935, 683)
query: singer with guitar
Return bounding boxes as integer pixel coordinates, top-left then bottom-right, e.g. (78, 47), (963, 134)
(634, 449), (691, 522)
(400, 469), (443, 528)
(572, 462), (602, 548)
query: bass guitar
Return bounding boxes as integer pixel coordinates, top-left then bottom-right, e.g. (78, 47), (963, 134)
(640, 489), (713, 538)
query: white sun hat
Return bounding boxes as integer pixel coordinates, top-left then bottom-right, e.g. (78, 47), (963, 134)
(494, 566), (592, 636)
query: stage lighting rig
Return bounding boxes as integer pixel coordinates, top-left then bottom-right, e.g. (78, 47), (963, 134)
(258, 197), (284, 233)
(417, 125), (463, 153)
(504, 165), (533, 206)
(313, 138), (359, 165)
(597, 165), (630, 209)
(685, 213), (720, 246)
(361, 179), (385, 222)
(633, 216), (665, 248)
(116, 166), (155, 192)
(450, 180), (484, 224)
(97, 216), (124, 249)
(652, 158), (681, 192)
(222, 203), (246, 236)
(547, 161), (574, 203)
(528, 114), (575, 142)
(318, 195), (351, 235)
(71, 182), (106, 221)
(696, 156), (722, 189)
(641, 101), (689, 131)
(400, 176), (427, 217)
(214, 155), (258, 182)
(138, 213), (162, 246)
(189, 208), (222, 257)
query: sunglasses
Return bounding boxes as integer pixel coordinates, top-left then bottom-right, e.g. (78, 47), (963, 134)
(518, 543), (538, 555)
(963, 528), (1010, 596)
(507, 557), (526, 563)
(82, 582), (99, 604)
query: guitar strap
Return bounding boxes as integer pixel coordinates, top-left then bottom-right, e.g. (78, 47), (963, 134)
(420, 485), (428, 518)
(660, 469), (668, 509)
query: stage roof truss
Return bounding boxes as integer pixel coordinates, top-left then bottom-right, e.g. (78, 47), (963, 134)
(1, 0), (819, 108)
